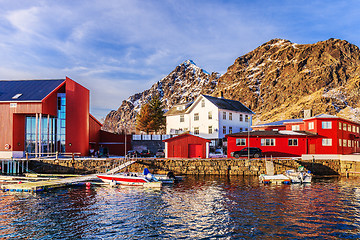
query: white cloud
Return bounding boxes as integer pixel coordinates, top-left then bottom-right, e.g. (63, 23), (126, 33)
(0, 0), (359, 120)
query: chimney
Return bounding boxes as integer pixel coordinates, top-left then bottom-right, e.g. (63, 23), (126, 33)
(304, 109), (313, 119)
(219, 91), (224, 99)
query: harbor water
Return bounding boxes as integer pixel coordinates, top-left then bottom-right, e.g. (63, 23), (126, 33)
(1, 175), (360, 239)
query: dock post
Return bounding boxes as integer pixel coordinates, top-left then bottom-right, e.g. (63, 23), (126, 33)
(72, 153), (74, 161)
(7, 161), (11, 175)
(1, 160), (3, 174)
(26, 160), (29, 173)
(21, 160), (24, 174)
(56, 151), (58, 160)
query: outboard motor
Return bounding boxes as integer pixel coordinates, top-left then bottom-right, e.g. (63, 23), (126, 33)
(167, 171), (175, 179)
(143, 168), (150, 176)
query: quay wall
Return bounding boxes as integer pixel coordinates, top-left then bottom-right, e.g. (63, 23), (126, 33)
(28, 158), (348, 176)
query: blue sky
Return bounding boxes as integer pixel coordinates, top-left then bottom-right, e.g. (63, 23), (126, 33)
(1, 0), (360, 120)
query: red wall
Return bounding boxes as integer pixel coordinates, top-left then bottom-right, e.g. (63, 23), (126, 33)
(227, 135), (309, 158)
(89, 114), (102, 144)
(165, 134), (209, 158)
(64, 77), (90, 156)
(12, 114), (25, 151)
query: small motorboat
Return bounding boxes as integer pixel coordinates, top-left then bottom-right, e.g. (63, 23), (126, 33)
(284, 167), (312, 184)
(97, 171), (162, 188)
(259, 174), (291, 184)
(153, 171), (183, 184)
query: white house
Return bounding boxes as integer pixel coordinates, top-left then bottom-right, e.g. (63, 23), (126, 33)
(164, 94), (254, 148)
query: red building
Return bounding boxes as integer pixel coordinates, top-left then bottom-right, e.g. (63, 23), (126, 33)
(163, 133), (210, 158)
(226, 114), (360, 158)
(0, 77), (129, 158)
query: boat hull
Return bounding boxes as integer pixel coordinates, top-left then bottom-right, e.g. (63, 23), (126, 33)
(97, 174), (161, 187)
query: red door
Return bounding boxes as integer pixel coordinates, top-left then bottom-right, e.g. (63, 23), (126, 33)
(189, 144), (202, 158)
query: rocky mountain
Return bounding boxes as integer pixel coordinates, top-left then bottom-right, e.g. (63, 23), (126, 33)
(102, 60), (219, 133)
(213, 38), (360, 125)
(103, 38), (360, 133)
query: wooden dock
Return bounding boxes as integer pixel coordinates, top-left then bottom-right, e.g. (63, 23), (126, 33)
(1, 174), (98, 192)
(0, 159), (137, 192)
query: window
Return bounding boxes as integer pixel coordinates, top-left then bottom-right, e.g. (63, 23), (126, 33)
(339, 139), (342, 147)
(353, 126), (356, 133)
(288, 139), (298, 146)
(236, 138), (246, 146)
(194, 127), (199, 135)
(245, 128), (248, 131)
(208, 111), (212, 120)
(343, 139), (347, 147)
(261, 139), (275, 146)
(322, 121), (332, 129)
(348, 125), (352, 132)
(229, 127), (233, 134)
(180, 115), (184, 122)
(208, 126), (213, 134)
(322, 138), (332, 146)
(308, 122), (314, 130)
(194, 113), (199, 121)
(291, 125), (300, 131)
(184, 128), (188, 132)
(357, 127), (360, 133)
(223, 126), (226, 134)
(343, 123), (347, 131)
(240, 114), (243, 121)
(240, 128), (243, 132)
(201, 100), (205, 107)
(12, 93), (22, 99)
(229, 113), (232, 120)
(245, 115), (249, 122)
(223, 112), (226, 120)
(348, 140), (351, 147)
(339, 122), (342, 130)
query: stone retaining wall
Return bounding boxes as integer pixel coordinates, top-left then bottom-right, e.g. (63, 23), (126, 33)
(30, 157), (346, 176)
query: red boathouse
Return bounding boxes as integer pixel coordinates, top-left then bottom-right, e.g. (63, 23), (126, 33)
(163, 133), (210, 158)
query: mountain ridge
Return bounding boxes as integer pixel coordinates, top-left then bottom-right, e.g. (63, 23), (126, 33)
(103, 38), (360, 133)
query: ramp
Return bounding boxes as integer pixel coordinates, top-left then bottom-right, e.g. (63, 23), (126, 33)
(265, 160), (274, 175)
(106, 160), (136, 174)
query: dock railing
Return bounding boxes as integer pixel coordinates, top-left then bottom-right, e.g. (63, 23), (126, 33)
(25, 152), (81, 160)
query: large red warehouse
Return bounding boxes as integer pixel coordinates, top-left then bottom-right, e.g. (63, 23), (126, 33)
(0, 77), (128, 158)
(163, 133), (210, 158)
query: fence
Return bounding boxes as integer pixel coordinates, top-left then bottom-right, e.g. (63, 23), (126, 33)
(132, 135), (175, 141)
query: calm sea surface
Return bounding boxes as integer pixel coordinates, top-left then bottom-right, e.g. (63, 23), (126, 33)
(1, 175), (360, 239)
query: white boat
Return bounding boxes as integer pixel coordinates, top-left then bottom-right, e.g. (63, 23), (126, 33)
(285, 169), (312, 184)
(259, 174), (291, 184)
(97, 172), (162, 188)
(154, 171), (184, 184)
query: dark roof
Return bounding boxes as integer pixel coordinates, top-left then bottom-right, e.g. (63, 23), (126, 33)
(253, 119), (303, 127)
(0, 79), (65, 101)
(226, 130), (317, 137)
(202, 95), (254, 114)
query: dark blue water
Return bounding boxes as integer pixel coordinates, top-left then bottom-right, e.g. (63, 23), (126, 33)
(1, 176), (360, 239)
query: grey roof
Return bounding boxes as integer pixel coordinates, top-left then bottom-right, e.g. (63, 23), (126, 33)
(202, 95), (254, 114)
(254, 118), (303, 127)
(164, 101), (193, 116)
(0, 79), (65, 101)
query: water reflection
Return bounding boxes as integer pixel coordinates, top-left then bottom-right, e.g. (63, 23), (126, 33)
(1, 176), (360, 239)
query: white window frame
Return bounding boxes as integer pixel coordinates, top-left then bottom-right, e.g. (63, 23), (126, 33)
(240, 114), (243, 122)
(261, 139), (275, 146)
(201, 100), (205, 107)
(194, 113), (199, 121)
(229, 113), (232, 120)
(194, 127), (199, 135)
(322, 138), (332, 146)
(223, 126), (226, 134)
(348, 125), (352, 132)
(180, 115), (184, 122)
(343, 139), (347, 147)
(223, 112), (226, 120)
(245, 115), (249, 122)
(208, 126), (212, 134)
(208, 111), (212, 120)
(343, 123), (347, 131)
(229, 126), (233, 134)
(339, 122), (342, 130)
(291, 125), (300, 131)
(322, 121), (332, 129)
(288, 139), (298, 146)
(308, 122), (314, 130)
(236, 138), (246, 146)
(339, 139), (342, 147)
